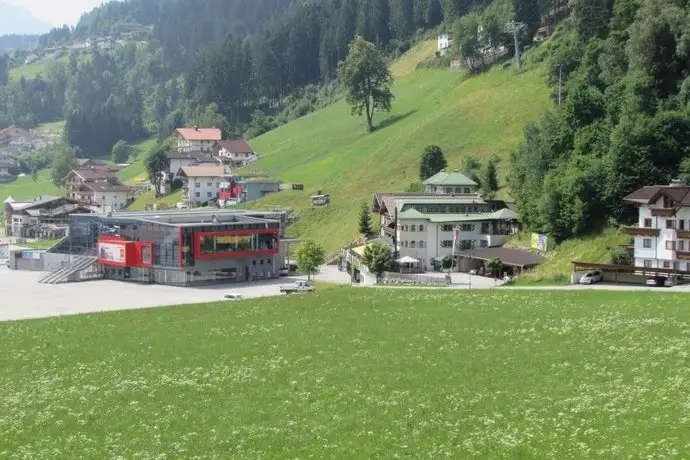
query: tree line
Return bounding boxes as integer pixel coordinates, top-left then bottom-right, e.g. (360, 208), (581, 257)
(508, 0), (690, 242)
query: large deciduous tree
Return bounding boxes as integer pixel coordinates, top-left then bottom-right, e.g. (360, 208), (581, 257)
(419, 144), (447, 180)
(338, 36), (394, 131)
(296, 240), (326, 280)
(145, 142), (170, 197)
(111, 140), (132, 164)
(362, 242), (392, 279)
(50, 141), (77, 187)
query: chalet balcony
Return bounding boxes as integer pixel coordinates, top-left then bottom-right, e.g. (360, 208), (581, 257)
(651, 208), (676, 217)
(677, 230), (690, 239)
(677, 251), (690, 261)
(622, 225), (660, 237)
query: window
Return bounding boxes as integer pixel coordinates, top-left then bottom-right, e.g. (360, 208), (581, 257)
(481, 223), (490, 234)
(666, 220), (676, 229)
(260, 259), (264, 264)
(404, 241), (408, 248)
(454, 187), (462, 193)
(195, 182), (201, 188)
(207, 182), (213, 187)
(679, 241), (686, 251)
(643, 239), (652, 248)
(666, 241), (676, 250)
(419, 225), (424, 232)
(663, 261), (671, 268)
(644, 260), (652, 268)
(410, 241), (416, 248)
(460, 224), (476, 232)
(441, 240), (453, 248)
(207, 192), (212, 197)
(196, 192), (200, 197)
(441, 224), (453, 232)
(419, 241), (425, 248)
(459, 240), (473, 250)
(464, 187), (471, 194)
(674, 261), (680, 270)
(480, 240), (488, 248)
(664, 196), (674, 208)
(102, 196), (105, 200)
(680, 220), (686, 230)
(445, 188), (452, 194)
(410, 225), (416, 232)
(644, 218), (653, 228)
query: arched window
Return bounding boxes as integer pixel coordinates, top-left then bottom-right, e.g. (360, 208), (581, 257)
(410, 241), (416, 248)
(411, 224), (416, 232)
(419, 225), (425, 232)
(418, 240), (425, 248)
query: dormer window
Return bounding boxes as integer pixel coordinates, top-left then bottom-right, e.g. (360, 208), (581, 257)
(664, 196), (674, 208)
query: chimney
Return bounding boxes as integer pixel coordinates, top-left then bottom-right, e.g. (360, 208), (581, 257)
(193, 125), (199, 131)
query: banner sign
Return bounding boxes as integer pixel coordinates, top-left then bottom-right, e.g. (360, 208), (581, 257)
(531, 233), (548, 252)
(98, 243), (126, 263)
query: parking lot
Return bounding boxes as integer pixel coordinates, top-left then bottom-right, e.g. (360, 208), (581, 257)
(0, 266), (352, 322)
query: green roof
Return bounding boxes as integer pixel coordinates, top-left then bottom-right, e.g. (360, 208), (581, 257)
(398, 209), (519, 223)
(395, 197), (485, 212)
(423, 170), (478, 187)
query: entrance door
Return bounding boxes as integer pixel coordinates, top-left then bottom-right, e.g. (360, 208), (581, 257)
(245, 266), (250, 281)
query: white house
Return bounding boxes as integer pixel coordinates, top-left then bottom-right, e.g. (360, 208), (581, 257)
(166, 151), (217, 177)
(178, 164), (230, 207)
(62, 168), (131, 213)
(212, 140), (255, 166)
(171, 127), (222, 153)
(623, 181), (690, 272)
(373, 172), (519, 271)
(423, 169), (478, 195)
(438, 34), (452, 55)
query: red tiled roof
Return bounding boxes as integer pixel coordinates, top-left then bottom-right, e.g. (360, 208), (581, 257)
(174, 127), (222, 141)
(216, 140), (253, 154)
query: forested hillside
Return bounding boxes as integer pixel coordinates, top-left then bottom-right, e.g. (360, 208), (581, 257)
(0, 0), (560, 163)
(509, 0), (690, 242)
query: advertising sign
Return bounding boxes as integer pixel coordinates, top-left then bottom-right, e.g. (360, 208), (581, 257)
(98, 243), (126, 263)
(0, 244), (9, 259)
(531, 233), (548, 252)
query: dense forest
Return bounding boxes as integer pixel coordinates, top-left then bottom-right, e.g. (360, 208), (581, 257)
(0, 0), (563, 157)
(508, 0), (690, 241)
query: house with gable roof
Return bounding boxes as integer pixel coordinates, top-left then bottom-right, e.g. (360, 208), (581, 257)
(171, 127), (222, 153)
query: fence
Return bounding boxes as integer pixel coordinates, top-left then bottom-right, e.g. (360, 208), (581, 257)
(381, 271), (451, 286)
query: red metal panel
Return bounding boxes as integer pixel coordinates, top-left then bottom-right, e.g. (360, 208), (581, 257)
(193, 229), (279, 260)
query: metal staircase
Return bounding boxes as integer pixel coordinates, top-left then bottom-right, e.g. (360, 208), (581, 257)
(38, 256), (100, 284)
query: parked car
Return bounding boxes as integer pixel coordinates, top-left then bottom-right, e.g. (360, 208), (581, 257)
(645, 276), (673, 287)
(665, 277), (677, 287)
(223, 293), (244, 300)
(579, 270), (603, 285)
(279, 280), (315, 295)
(176, 202), (188, 209)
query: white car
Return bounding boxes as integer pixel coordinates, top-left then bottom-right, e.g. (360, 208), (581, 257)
(223, 293), (244, 300)
(579, 270), (603, 285)
(176, 202), (188, 209)
(665, 277), (677, 287)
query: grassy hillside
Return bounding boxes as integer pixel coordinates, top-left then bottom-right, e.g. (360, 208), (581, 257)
(116, 137), (157, 184)
(3, 288), (690, 457)
(0, 169), (61, 202)
(245, 55), (550, 252)
(9, 56), (70, 80)
(507, 228), (631, 285)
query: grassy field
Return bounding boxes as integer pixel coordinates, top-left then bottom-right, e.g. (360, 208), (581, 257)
(0, 169), (61, 202)
(128, 189), (183, 211)
(2, 287), (690, 458)
(18, 238), (62, 250)
(243, 45), (550, 252)
(389, 39), (438, 77)
(508, 228), (631, 285)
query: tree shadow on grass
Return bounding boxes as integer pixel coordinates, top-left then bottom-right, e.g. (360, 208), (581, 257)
(374, 110), (418, 131)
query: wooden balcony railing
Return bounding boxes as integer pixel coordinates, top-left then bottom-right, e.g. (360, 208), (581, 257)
(622, 226), (659, 237)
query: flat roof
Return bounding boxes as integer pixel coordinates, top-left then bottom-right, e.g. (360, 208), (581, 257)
(455, 247), (544, 268)
(70, 208), (290, 227)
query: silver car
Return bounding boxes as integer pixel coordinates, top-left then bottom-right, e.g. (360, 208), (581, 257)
(579, 270), (603, 285)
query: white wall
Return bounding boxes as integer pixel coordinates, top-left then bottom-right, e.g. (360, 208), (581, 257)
(633, 199), (690, 269)
(94, 192), (128, 212)
(186, 176), (223, 206)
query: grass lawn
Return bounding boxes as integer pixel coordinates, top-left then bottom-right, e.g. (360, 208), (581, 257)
(0, 169), (61, 202)
(243, 45), (550, 253)
(2, 288), (690, 457)
(128, 189), (183, 211)
(508, 228), (631, 285)
(9, 56), (70, 80)
(115, 137), (158, 184)
(19, 238), (62, 250)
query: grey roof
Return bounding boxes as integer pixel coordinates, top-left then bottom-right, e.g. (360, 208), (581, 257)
(423, 170), (478, 187)
(86, 182), (132, 193)
(397, 209), (519, 223)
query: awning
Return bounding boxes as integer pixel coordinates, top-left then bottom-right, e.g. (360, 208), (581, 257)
(397, 256), (419, 264)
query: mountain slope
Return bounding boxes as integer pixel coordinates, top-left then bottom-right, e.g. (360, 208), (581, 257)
(244, 52), (551, 253)
(0, 2), (51, 35)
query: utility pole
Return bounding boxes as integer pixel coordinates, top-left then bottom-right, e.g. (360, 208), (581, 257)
(558, 64), (563, 106)
(505, 21), (526, 71)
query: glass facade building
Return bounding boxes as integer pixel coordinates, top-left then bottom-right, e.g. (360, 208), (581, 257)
(52, 209), (288, 286)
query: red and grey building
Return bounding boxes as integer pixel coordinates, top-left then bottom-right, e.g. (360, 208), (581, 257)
(54, 208), (291, 285)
